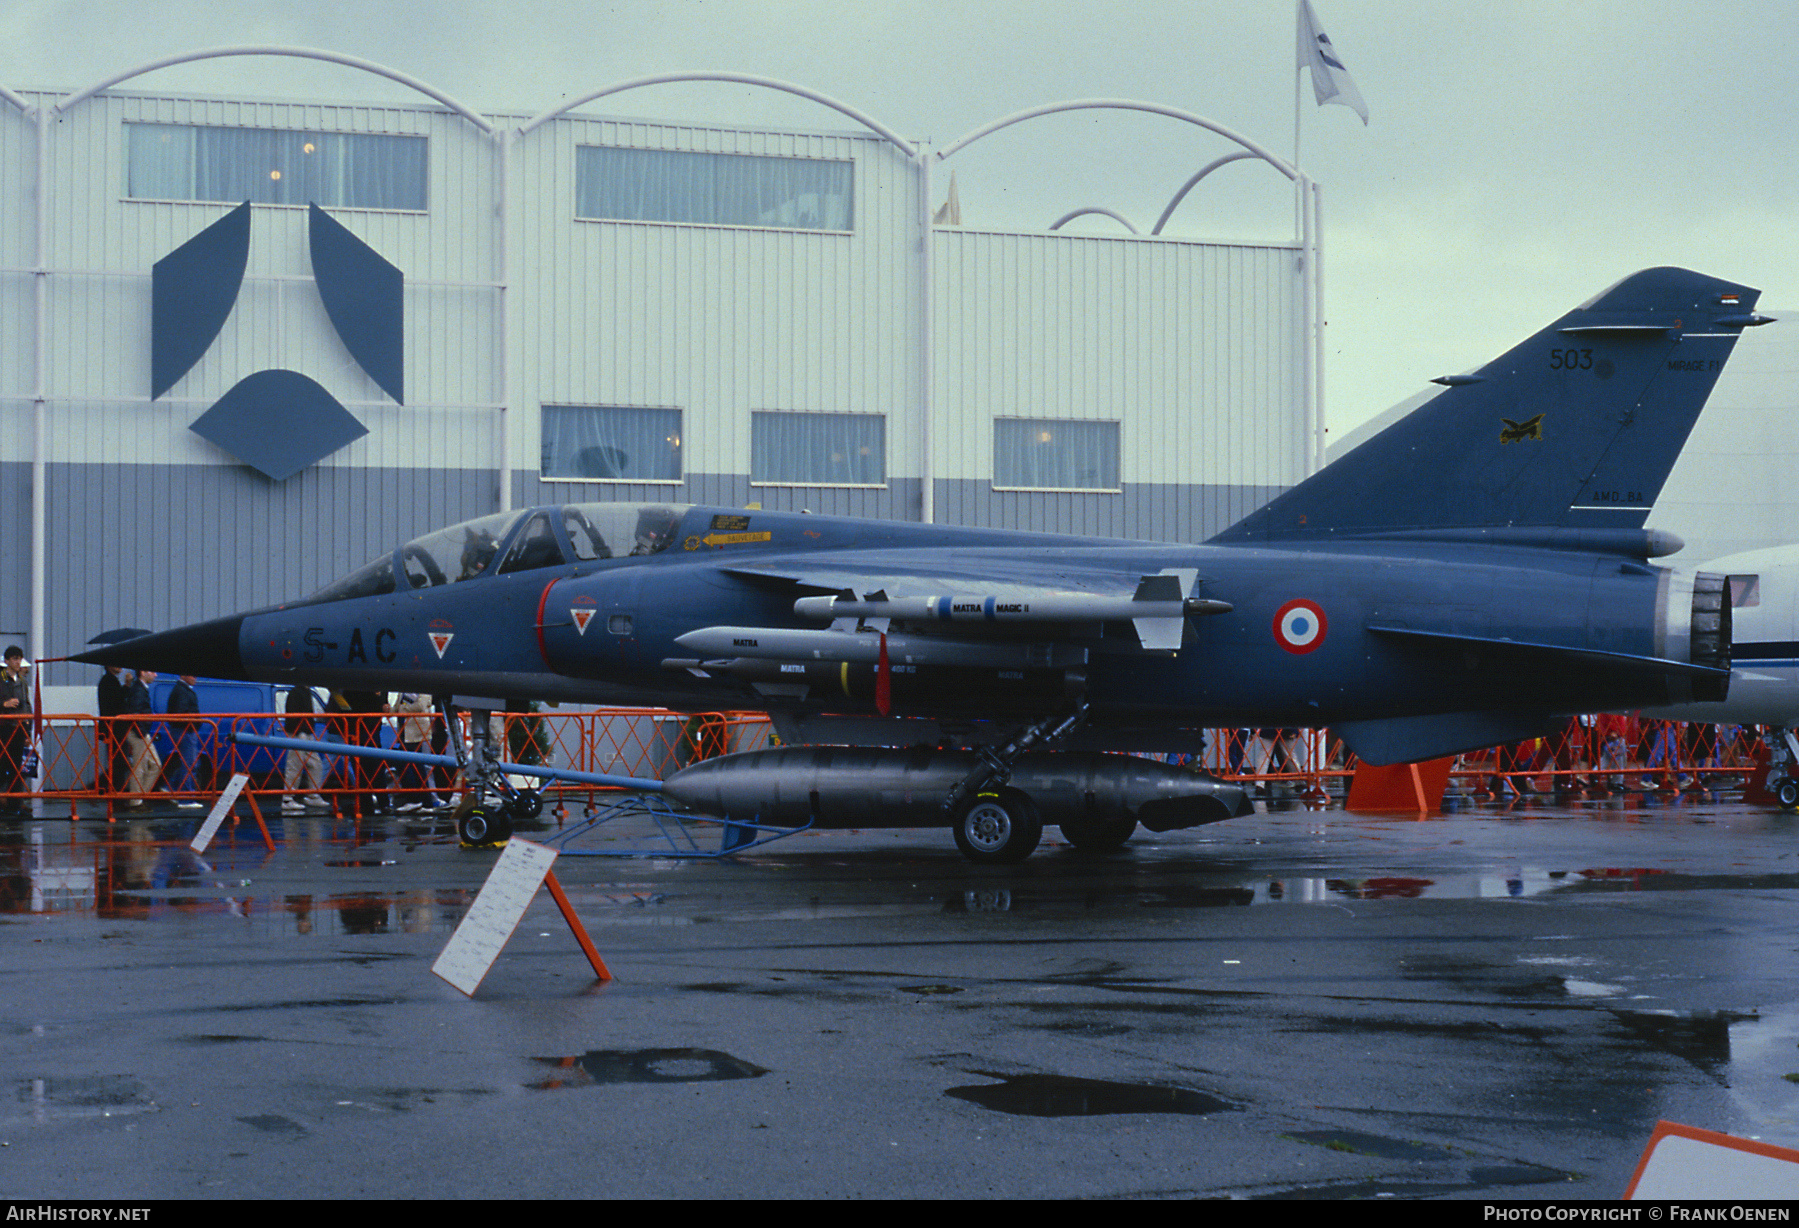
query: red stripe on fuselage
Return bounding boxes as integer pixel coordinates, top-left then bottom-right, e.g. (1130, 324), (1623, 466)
(535, 578), (556, 667)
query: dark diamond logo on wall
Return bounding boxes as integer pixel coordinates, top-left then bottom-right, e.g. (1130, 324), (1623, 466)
(187, 371), (372, 482)
(151, 202), (404, 480)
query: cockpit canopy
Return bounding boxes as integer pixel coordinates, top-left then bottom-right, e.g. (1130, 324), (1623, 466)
(305, 503), (691, 604)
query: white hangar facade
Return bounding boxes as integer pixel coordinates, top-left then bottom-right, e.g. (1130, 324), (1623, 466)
(0, 54), (1323, 680)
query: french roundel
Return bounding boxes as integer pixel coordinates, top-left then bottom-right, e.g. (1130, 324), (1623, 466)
(1273, 599), (1328, 654)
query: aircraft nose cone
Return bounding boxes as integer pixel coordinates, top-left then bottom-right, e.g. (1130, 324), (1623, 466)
(72, 614), (247, 679)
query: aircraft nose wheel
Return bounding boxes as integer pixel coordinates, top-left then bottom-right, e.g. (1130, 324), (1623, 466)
(952, 790), (1042, 864)
(457, 799), (513, 847)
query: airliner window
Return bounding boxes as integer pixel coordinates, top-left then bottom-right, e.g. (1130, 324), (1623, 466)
(498, 514), (566, 574)
(1729, 575), (1761, 608)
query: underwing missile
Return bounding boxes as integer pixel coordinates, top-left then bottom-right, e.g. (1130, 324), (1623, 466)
(791, 593), (1232, 623)
(673, 626), (1088, 669)
(791, 575), (1231, 650)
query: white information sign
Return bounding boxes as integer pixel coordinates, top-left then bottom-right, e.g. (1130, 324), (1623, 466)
(431, 837), (559, 997)
(1626, 1120), (1799, 1198)
(189, 773), (251, 853)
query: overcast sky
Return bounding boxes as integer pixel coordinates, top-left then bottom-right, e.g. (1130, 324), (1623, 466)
(9, 0), (1797, 438)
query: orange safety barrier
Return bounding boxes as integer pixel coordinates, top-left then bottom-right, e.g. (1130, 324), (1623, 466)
(6, 708), (774, 819)
(0, 710), (1769, 817)
(1134, 720), (1765, 799)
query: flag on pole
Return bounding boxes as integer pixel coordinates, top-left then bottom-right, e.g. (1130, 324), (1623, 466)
(932, 169), (962, 226)
(1297, 0), (1368, 124)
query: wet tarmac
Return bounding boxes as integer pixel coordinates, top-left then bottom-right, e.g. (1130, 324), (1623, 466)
(2, 789), (1797, 1199)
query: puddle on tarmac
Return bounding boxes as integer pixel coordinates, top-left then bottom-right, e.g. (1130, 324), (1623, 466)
(8, 1075), (157, 1123)
(944, 1072), (1235, 1117)
(1281, 1128), (1480, 1162)
(529, 1047), (769, 1090)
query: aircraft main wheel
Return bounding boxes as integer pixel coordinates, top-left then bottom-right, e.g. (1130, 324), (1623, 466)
(1060, 816), (1137, 852)
(1776, 779), (1799, 810)
(458, 802), (513, 846)
(952, 790), (1042, 864)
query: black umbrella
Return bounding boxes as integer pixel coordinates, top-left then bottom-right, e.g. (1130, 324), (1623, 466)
(86, 627), (153, 645)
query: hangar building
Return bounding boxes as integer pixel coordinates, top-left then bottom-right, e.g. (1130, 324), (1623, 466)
(2, 58), (1321, 683)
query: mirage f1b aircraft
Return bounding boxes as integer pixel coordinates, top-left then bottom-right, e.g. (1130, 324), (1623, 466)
(78, 267), (1771, 860)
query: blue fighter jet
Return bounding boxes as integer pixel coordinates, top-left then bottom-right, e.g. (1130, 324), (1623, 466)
(77, 267), (1771, 860)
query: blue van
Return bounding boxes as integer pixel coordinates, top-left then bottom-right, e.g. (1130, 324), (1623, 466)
(145, 677), (284, 788)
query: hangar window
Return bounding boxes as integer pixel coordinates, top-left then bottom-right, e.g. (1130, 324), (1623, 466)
(542, 406), (683, 482)
(126, 122), (427, 211)
(994, 419), (1121, 491)
(751, 411), (885, 486)
(576, 145), (853, 231)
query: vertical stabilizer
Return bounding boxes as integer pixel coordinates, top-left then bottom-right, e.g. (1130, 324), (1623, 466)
(1213, 268), (1766, 543)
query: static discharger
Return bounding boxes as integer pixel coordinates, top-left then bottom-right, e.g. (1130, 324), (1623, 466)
(432, 838), (611, 995)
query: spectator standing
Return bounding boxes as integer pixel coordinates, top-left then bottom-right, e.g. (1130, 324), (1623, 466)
(332, 689), (391, 817)
(281, 686), (331, 813)
(0, 647), (29, 814)
(166, 675), (204, 809)
(121, 669), (161, 809)
(393, 693), (440, 811)
(428, 694), (453, 805)
(97, 665), (127, 794)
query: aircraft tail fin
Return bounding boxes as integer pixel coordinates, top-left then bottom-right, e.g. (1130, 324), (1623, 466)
(1212, 267), (1768, 544)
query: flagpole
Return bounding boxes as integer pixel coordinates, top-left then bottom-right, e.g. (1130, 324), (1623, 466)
(1293, 7), (1303, 243)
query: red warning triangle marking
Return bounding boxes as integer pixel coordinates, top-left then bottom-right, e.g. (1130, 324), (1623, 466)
(429, 631), (454, 659)
(571, 608), (596, 635)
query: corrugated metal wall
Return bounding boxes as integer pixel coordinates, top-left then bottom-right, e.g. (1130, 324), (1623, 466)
(933, 229), (1302, 541)
(1, 81), (1307, 678)
(511, 116), (922, 519)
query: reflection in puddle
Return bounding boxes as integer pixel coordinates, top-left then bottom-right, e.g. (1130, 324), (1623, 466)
(8, 1075), (157, 1123)
(1611, 1008), (1744, 1079)
(944, 1073), (1234, 1118)
(530, 1048), (769, 1090)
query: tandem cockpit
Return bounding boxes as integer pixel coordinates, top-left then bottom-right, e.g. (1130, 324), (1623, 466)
(303, 503), (693, 605)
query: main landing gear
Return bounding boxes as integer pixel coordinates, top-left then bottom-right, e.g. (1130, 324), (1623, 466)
(943, 702), (1089, 864)
(447, 700), (544, 847)
(951, 789), (1043, 865)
